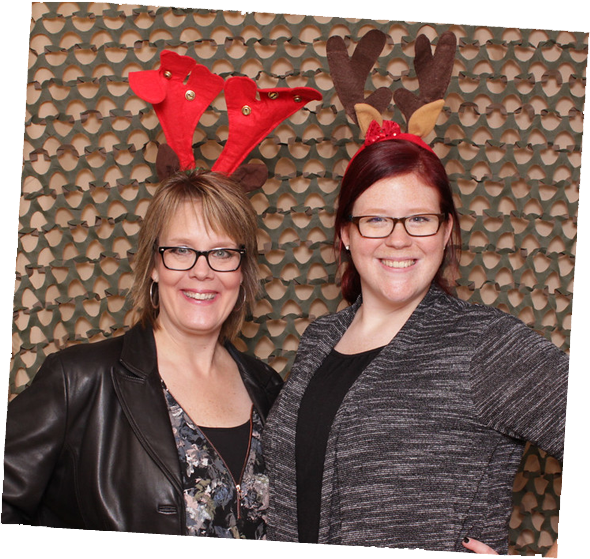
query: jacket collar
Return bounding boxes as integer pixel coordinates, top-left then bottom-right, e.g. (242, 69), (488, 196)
(119, 322), (159, 379)
(112, 322), (184, 499)
(118, 323), (280, 423)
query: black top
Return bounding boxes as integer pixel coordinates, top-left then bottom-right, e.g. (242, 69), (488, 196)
(295, 346), (383, 543)
(200, 420), (251, 483)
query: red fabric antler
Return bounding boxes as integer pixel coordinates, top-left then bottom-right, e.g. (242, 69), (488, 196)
(129, 50), (323, 181)
(129, 50), (224, 170)
(213, 77), (322, 175)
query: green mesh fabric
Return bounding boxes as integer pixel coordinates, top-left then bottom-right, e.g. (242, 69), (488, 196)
(11, 3), (586, 555)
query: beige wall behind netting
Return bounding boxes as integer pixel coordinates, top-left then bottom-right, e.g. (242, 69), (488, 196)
(8, 3), (587, 555)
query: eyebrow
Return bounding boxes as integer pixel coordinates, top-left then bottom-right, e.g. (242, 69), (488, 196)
(162, 239), (239, 248)
(354, 208), (441, 216)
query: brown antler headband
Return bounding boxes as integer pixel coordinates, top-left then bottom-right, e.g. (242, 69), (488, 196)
(327, 29), (456, 150)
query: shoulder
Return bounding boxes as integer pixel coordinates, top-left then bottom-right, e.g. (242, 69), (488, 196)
(14, 332), (128, 406)
(225, 342), (283, 390)
(302, 304), (356, 337)
(428, 286), (523, 333)
(225, 342), (284, 418)
(427, 289), (567, 368)
(36, 331), (131, 394)
(291, 305), (358, 359)
(48, 332), (126, 370)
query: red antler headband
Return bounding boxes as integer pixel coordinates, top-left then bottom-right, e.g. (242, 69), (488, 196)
(129, 50), (322, 188)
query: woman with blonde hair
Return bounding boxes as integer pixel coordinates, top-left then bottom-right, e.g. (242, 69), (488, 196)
(3, 170), (283, 539)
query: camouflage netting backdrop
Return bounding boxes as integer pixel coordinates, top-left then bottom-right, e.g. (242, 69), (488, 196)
(11, 3), (587, 555)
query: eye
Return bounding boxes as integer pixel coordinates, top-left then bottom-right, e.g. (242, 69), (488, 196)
(170, 246), (192, 256)
(362, 216), (389, 226)
(408, 215), (434, 223)
(211, 248), (233, 259)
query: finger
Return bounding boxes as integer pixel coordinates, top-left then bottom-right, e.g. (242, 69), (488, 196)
(462, 537), (499, 555)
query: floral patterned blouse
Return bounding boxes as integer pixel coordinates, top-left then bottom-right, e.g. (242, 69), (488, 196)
(162, 382), (269, 538)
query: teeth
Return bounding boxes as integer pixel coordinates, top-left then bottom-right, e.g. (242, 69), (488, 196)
(183, 291), (215, 301)
(382, 259), (415, 269)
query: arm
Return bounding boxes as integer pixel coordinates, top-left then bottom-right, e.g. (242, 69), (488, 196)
(471, 313), (568, 461)
(2, 353), (68, 524)
(464, 315), (567, 556)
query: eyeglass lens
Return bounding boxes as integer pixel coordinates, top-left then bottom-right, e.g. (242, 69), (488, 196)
(161, 247), (242, 271)
(356, 215), (442, 238)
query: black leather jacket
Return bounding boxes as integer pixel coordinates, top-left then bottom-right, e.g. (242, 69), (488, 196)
(2, 323), (283, 534)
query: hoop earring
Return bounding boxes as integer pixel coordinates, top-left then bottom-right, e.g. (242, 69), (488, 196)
(150, 281), (159, 310)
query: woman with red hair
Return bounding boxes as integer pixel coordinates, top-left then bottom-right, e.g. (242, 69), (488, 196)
(264, 136), (566, 555)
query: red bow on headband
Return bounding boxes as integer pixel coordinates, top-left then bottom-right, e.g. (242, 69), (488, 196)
(363, 120), (434, 153)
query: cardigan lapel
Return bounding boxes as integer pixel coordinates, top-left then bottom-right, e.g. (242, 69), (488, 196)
(291, 300), (359, 384)
(111, 324), (183, 493)
(267, 301), (359, 542)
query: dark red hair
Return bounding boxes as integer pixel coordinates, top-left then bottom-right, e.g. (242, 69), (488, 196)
(335, 140), (462, 304)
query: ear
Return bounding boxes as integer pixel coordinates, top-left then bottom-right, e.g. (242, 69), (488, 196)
(340, 222), (352, 251)
(354, 103), (383, 137)
(151, 266), (160, 284)
(443, 213), (454, 246)
(231, 163), (268, 192)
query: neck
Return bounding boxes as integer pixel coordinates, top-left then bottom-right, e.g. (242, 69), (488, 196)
(355, 301), (414, 339)
(153, 321), (224, 378)
(335, 298), (416, 355)
(348, 289), (428, 348)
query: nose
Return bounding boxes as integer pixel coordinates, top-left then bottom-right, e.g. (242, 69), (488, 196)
(384, 220), (412, 247)
(189, 253), (214, 279)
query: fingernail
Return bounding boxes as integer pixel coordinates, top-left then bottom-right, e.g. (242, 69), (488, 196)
(463, 537), (470, 543)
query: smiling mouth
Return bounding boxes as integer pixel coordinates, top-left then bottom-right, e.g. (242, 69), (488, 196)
(381, 259), (416, 269)
(182, 291), (216, 301)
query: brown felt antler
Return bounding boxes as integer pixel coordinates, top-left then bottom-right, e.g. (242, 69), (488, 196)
(393, 31), (457, 137)
(326, 29), (392, 127)
(327, 30), (456, 139)
(155, 142), (268, 192)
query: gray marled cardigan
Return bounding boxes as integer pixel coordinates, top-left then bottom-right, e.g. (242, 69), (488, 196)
(264, 284), (568, 553)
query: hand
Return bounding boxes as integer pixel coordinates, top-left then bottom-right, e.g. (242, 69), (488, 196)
(462, 537), (498, 554)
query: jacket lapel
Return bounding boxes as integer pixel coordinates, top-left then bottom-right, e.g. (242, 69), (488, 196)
(294, 300), (359, 383)
(111, 324), (183, 492)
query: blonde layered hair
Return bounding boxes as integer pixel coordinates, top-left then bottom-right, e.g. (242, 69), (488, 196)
(131, 170), (260, 342)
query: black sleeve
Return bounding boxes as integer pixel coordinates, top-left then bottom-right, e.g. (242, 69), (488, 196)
(2, 353), (68, 524)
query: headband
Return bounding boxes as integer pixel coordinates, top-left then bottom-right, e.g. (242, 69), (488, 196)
(326, 29), (456, 167)
(129, 50), (322, 190)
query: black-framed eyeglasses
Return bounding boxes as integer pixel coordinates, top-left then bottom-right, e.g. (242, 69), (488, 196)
(157, 246), (245, 272)
(349, 214), (447, 238)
